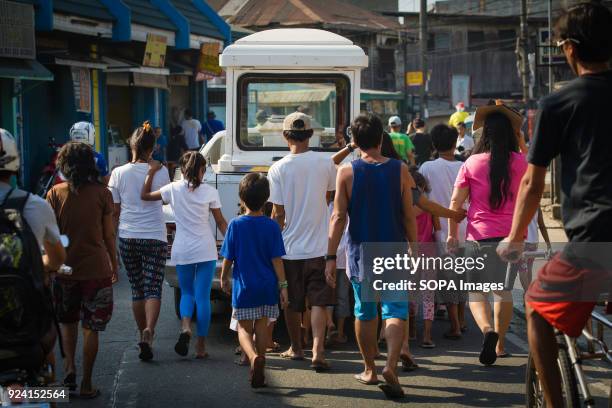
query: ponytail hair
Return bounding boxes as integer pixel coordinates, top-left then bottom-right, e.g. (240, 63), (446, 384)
(179, 151), (207, 190)
(130, 120), (156, 162)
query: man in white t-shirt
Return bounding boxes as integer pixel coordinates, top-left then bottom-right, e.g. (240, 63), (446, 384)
(180, 108), (203, 150)
(419, 124), (467, 338)
(455, 122), (474, 159)
(268, 112), (337, 370)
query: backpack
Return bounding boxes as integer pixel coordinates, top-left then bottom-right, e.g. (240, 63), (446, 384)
(0, 189), (54, 354)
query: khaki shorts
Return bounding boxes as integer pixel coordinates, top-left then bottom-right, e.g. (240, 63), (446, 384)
(284, 257), (336, 312)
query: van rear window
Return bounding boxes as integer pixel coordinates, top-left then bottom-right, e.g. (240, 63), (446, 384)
(236, 74), (351, 151)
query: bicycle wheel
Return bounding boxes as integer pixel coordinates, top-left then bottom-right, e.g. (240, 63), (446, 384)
(525, 336), (580, 408)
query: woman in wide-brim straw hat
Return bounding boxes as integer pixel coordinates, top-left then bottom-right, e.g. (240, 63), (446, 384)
(447, 102), (528, 366)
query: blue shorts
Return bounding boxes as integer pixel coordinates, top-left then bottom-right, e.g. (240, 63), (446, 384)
(351, 278), (408, 321)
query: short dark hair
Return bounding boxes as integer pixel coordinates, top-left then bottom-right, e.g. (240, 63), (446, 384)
(431, 124), (459, 152)
(413, 118), (425, 128)
(283, 129), (313, 142)
(554, 2), (612, 63)
(351, 114), (383, 150)
(239, 173), (269, 211)
(207, 111), (215, 119)
(184, 108), (193, 118)
(456, 122), (466, 129)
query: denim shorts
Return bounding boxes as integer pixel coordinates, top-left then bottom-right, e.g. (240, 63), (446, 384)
(351, 278), (408, 321)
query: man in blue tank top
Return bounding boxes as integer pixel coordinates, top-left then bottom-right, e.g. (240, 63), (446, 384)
(326, 114), (418, 399)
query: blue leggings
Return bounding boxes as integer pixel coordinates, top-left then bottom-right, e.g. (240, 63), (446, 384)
(176, 260), (216, 337)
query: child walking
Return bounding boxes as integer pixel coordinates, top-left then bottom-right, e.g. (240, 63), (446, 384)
(141, 151), (228, 358)
(220, 173), (289, 388)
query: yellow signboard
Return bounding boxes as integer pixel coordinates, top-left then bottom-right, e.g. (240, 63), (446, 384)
(196, 42), (222, 81)
(142, 34), (167, 68)
(406, 71), (424, 87)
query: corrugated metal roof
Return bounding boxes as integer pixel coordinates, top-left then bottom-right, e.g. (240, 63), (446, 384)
(123, 0), (176, 31)
(172, 0), (224, 39)
(54, 0), (113, 21)
(227, 0), (401, 31)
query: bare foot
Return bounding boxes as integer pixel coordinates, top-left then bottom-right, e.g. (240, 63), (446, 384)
(382, 366), (399, 386)
(354, 370), (378, 385)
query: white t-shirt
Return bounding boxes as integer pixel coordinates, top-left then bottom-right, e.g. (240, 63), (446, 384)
(181, 118), (202, 149)
(268, 151), (336, 260)
(160, 180), (221, 265)
(108, 163), (170, 242)
(456, 135), (475, 155)
(0, 183), (61, 248)
(419, 158), (467, 242)
(527, 213), (539, 243)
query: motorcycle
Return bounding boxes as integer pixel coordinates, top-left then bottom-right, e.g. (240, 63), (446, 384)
(35, 138), (64, 198)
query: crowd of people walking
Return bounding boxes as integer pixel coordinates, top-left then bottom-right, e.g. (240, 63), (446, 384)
(0, 2), (610, 404)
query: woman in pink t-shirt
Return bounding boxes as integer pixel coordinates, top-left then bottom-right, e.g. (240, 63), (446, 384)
(447, 107), (527, 366)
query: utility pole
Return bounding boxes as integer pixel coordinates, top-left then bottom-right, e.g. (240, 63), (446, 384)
(520, 0), (530, 108)
(548, 0), (553, 93)
(419, 0), (428, 118)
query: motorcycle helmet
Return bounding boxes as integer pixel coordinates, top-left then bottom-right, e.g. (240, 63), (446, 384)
(0, 128), (20, 173)
(69, 121), (96, 146)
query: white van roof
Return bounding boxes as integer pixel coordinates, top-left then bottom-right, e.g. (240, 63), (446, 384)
(220, 28), (368, 69)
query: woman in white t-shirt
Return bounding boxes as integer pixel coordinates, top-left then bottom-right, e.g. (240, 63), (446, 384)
(142, 151), (228, 359)
(108, 122), (170, 362)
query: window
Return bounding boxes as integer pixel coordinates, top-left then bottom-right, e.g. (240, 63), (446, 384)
(498, 29), (516, 51)
(428, 32), (450, 51)
(236, 74), (350, 151)
(468, 30), (486, 52)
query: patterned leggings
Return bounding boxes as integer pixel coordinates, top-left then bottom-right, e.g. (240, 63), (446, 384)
(410, 267), (436, 321)
(119, 238), (167, 301)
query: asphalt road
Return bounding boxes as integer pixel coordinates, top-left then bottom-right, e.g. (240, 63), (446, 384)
(53, 274), (609, 408)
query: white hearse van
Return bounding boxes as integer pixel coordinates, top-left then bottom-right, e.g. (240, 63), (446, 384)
(165, 28), (367, 316)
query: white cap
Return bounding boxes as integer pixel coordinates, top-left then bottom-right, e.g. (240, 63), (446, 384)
(283, 112), (313, 131)
(69, 121), (96, 146)
(388, 116), (401, 126)
(0, 129), (20, 173)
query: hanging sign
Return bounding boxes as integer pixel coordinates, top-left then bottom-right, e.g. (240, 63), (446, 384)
(143, 34), (167, 68)
(71, 67), (91, 113)
(196, 42), (222, 81)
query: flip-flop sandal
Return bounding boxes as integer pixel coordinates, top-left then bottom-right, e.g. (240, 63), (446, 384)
(251, 356), (266, 388)
(63, 373), (77, 391)
(195, 352), (209, 360)
(420, 341), (436, 349)
(266, 342), (281, 353)
(479, 331), (499, 366)
(138, 342), (154, 361)
(174, 332), (191, 357)
(310, 360), (331, 373)
(443, 332), (462, 340)
(234, 346), (242, 355)
(400, 354), (419, 372)
(378, 383), (405, 399)
(77, 389), (101, 400)
(497, 352), (512, 358)
(280, 351), (305, 361)
(354, 374), (380, 385)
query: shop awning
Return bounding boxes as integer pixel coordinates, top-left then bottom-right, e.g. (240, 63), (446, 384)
(360, 89), (404, 101)
(38, 52), (108, 70)
(0, 58), (54, 81)
(102, 56), (169, 76)
(256, 89), (333, 105)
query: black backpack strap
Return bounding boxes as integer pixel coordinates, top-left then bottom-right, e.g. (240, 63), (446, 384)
(0, 187), (15, 208)
(3, 190), (29, 213)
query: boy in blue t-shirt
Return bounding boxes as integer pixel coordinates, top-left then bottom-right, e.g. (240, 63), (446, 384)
(220, 173), (288, 388)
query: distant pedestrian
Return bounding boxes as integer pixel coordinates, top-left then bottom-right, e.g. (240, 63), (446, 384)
(69, 122), (110, 184)
(387, 116), (414, 164)
(409, 118), (433, 166)
(152, 126), (168, 163)
(447, 104), (526, 366)
(448, 101), (469, 128)
(327, 114), (418, 399)
(108, 121), (171, 362)
(455, 122), (474, 160)
(204, 111), (225, 142)
(141, 151), (228, 359)
(420, 124), (468, 339)
(268, 112), (337, 370)
(167, 108), (188, 178)
(47, 141), (117, 399)
(181, 108), (203, 150)
(220, 173), (288, 388)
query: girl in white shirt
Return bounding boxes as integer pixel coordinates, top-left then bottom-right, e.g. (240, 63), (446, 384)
(142, 151), (228, 359)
